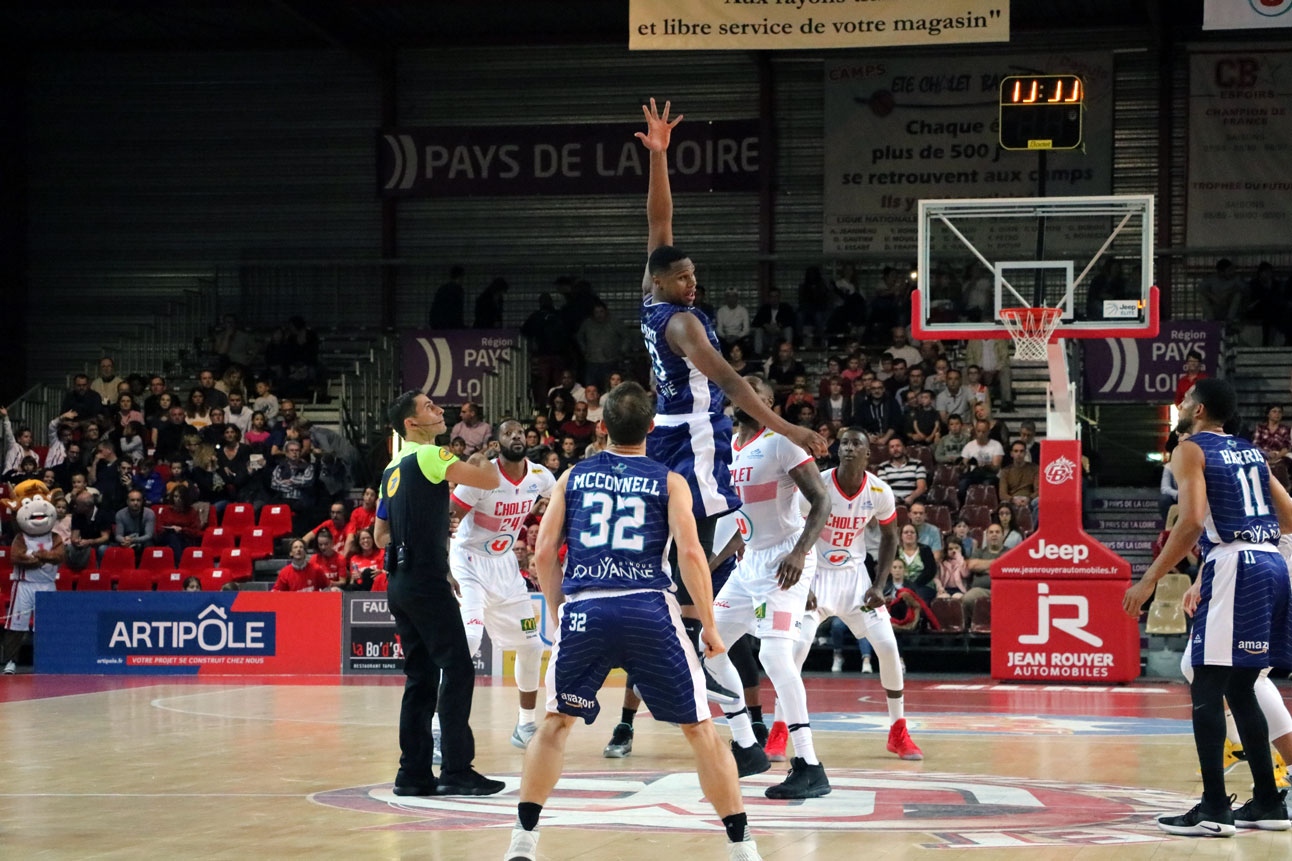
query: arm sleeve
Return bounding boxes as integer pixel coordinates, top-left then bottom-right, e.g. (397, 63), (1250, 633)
(776, 434), (814, 473)
(415, 445), (459, 484)
(452, 482), (488, 509)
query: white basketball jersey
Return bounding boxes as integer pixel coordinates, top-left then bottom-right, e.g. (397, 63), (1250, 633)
(450, 460), (555, 557)
(814, 468), (897, 570)
(729, 429), (813, 551)
(19, 532), (59, 584)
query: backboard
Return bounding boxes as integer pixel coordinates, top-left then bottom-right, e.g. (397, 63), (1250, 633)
(911, 195), (1157, 342)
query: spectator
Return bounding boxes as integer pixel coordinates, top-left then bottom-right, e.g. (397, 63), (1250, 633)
(1252, 404), (1290, 463)
(109, 393), (144, 438)
(725, 342), (752, 376)
(132, 457), (166, 505)
(764, 341), (806, 401)
(959, 418), (1005, 500)
(1016, 419), (1041, 463)
(963, 364), (992, 412)
(113, 489), (156, 562)
(813, 422), (839, 470)
(884, 327), (923, 369)
(214, 425), (251, 503)
(556, 435), (581, 476)
(156, 486), (203, 563)
(270, 440), (317, 532)
(449, 437), (467, 459)
(311, 527), (347, 586)
(185, 388), (213, 430)
(200, 408), (228, 447)
(560, 401), (597, 450)
(194, 369), (227, 410)
(346, 527), (385, 591)
(950, 518), (976, 556)
(540, 448), (561, 476)
(50, 444), (85, 494)
(252, 379), (280, 423)
(783, 375), (816, 416)
(934, 369), (970, 426)
(792, 403), (817, 428)
(547, 393), (574, 428)
(189, 444), (229, 520)
(344, 487), (379, 555)
(576, 304), (624, 389)
(546, 369), (585, 406)
(66, 489), (114, 569)
(154, 405), (194, 463)
(1173, 350), (1207, 408)
(90, 357), (125, 406)
(995, 503), (1024, 549)
(751, 287), (796, 356)
(267, 398), (301, 456)
(272, 538), (336, 592)
(244, 411), (271, 455)
(0, 408), (40, 472)
(529, 415), (554, 447)
(305, 501), (351, 550)
(50, 492), (72, 542)
(999, 440), (1040, 507)
(450, 402), (492, 456)
(936, 540), (968, 600)
(840, 353), (866, 391)
(715, 289), (751, 353)
(582, 385), (604, 423)
(1198, 258), (1246, 321)
(224, 389), (253, 436)
(904, 390), (941, 447)
(61, 374), (103, 419)
(88, 441), (126, 514)
(894, 366), (927, 406)
(142, 376), (170, 421)
(797, 265), (833, 348)
(182, 576), (201, 592)
(853, 378), (902, 445)
(896, 523), (938, 604)
(877, 438), (927, 506)
(964, 522), (1006, 627)
(521, 292), (567, 405)
(966, 339), (1013, 411)
(907, 502), (943, 562)
(4, 454), (41, 489)
(818, 376), (852, 427)
(472, 276), (508, 329)
(212, 313), (259, 372)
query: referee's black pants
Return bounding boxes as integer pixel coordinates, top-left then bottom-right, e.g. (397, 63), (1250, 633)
(387, 570), (477, 780)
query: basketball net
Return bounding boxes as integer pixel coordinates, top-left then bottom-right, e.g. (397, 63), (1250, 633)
(999, 307), (1063, 362)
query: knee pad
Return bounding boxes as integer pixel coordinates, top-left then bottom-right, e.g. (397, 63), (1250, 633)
(513, 638), (542, 693)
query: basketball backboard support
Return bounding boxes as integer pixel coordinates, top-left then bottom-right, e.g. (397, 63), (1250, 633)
(911, 194), (1158, 342)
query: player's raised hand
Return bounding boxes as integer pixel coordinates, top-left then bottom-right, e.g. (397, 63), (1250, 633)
(785, 424), (829, 459)
(634, 98), (683, 152)
(699, 625), (726, 659)
(775, 549), (806, 590)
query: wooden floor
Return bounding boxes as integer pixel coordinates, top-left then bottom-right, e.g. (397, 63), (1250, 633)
(2, 672), (1290, 860)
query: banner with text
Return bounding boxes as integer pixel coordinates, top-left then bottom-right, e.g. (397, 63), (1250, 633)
(629, 0), (1008, 50)
(1204, 0), (1292, 30)
(823, 52), (1113, 256)
(36, 591), (341, 675)
(1081, 321), (1223, 404)
(1187, 51), (1292, 248)
(401, 329), (520, 404)
(342, 593), (492, 676)
(378, 121), (758, 197)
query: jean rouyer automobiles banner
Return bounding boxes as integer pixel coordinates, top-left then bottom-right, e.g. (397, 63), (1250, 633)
(823, 51), (1112, 256)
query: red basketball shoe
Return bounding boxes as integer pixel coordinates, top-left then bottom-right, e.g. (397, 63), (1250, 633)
(887, 718), (924, 761)
(764, 720), (788, 762)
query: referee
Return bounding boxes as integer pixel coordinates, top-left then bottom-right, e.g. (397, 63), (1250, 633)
(374, 391), (504, 797)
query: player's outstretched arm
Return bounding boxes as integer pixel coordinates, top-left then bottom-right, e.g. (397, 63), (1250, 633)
(666, 473), (724, 657)
(775, 462), (831, 589)
(866, 520), (899, 608)
(445, 458), (501, 491)
(664, 312), (827, 457)
(637, 98), (682, 258)
(533, 473), (570, 624)
(1124, 440), (1205, 616)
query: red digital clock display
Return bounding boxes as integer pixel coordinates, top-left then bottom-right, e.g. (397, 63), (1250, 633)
(999, 75), (1084, 151)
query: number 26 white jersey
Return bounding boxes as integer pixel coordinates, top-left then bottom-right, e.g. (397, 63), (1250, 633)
(814, 468), (897, 570)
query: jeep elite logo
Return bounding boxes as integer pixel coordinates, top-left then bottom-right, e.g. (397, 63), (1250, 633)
(311, 769), (1206, 846)
(1043, 456), (1077, 485)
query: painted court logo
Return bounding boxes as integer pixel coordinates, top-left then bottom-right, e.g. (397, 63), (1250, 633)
(312, 770), (1206, 846)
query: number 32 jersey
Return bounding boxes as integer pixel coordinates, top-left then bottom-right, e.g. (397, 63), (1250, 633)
(562, 452), (674, 595)
(814, 468), (897, 570)
(451, 459), (555, 557)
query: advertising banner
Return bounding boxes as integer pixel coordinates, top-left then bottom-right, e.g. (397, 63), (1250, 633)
(342, 593), (494, 677)
(401, 329), (520, 404)
(1187, 50), (1292, 248)
(1081, 321), (1222, 403)
(823, 52), (1112, 256)
(36, 592), (341, 675)
(1203, 1), (1292, 30)
(629, 0), (1009, 51)
(378, 121), (758, 198)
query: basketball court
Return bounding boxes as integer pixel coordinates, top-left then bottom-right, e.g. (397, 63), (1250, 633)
(3, 672), (1290, 858)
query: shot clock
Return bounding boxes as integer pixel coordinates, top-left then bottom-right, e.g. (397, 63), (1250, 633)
(998, 74), (1084, 151)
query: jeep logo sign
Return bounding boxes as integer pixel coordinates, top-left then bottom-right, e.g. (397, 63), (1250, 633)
(1028, 539), (1090, 564)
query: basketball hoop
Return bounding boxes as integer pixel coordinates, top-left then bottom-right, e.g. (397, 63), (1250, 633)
(1000, 306), (1063, 361)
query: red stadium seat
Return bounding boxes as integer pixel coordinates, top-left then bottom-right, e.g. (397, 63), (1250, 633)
(869, 443), (888, 467)
(155, 571), (186, 591)
(970, 595), (992, 633)
(202, 527), (236, 557)
(927, 485), (959, 512)
(55, 567), (78, 591)
(240, 528), (275, 560)
(99, 546), (137, 581)
(257, 504), (294, 538)
(908, 445), (934, 473)
(926, 504), (953, 534)
(201, 568), (232, 591)
(894, 505), (910, 529)
(1015, 504), (1034, 535)
(77, 569), (114, 591)
(965, 484), (998, 510)
(970, 527), (985, 548)
(219, 548), (254, 582)
(933, 464), (962, 488)
(116, 568), (157, 591)
(930, 596), (965, 633)
(178, 548), (215, 576)
(139, 547), (175, 578)
(960, 504), (992, 530)
(221, 503), (256, 534)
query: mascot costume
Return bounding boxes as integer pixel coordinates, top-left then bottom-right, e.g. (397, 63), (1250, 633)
(2, 480), (64, 673)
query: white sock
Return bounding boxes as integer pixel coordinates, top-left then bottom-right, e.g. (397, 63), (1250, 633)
(432, 712), (441, 738)
(887, 694), (904, 724)
(728, 709), (757, 747)
(789, 725), (819, 765)
(519, 705), (536, 726)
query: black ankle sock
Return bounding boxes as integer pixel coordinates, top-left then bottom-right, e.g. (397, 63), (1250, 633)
(621, 708), (636, 727)
(749, 705), (763, 724)
(517, 801), (542, 832)
(721, 812), (750, 843)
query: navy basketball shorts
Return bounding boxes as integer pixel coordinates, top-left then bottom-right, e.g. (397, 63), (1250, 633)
(1191, 545), (1292, 669)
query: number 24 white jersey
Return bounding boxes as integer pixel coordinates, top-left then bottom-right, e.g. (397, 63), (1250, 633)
(814, 468), (897, 569)
(450, 459), (555, 556)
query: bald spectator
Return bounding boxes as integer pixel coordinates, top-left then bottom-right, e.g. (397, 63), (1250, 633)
(66, 490), (114, 570)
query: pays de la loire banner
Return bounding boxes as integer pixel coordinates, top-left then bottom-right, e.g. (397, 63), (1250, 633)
(629, 0), (1008, 50)
(1187, 50), (1292, 249)
(1081, 321), (1223, 403)
(823, 51), (1113, 256)
(378, 121), (758, 198)
(401, 329), (520, 405)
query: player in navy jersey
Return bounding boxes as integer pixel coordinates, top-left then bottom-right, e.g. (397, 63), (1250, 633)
(1125, 378), (1292, 836)
(506, 382), (761, 861)
(609, 100), (828, 750)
